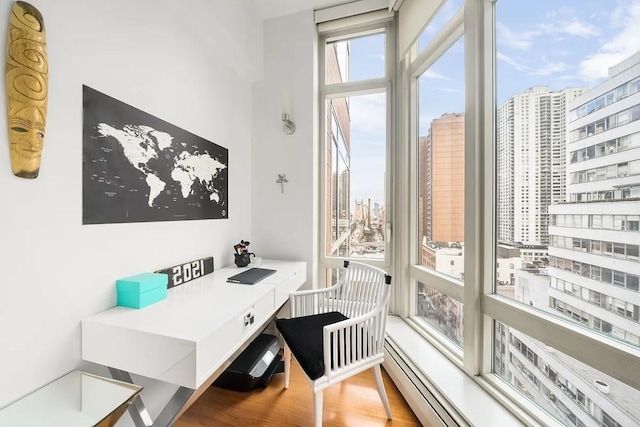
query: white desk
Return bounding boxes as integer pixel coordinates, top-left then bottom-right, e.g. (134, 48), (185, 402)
(82, 259), (306, 426)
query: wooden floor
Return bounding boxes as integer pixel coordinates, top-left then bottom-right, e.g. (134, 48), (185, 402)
(175, 359), (423, 427)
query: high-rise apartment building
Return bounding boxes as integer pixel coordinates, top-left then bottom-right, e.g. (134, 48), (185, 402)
(496, 53), (640, 427)
(497, 98), (515, 243)
(548, 52), (640, 348)
(420, 113), (464, 244)
(418, 135), (428, 243)
(417, 114), (465, 346)
(497, 86), (585, 245)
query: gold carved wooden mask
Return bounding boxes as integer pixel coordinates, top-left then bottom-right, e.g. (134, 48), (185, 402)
(5, 1), (47, 179)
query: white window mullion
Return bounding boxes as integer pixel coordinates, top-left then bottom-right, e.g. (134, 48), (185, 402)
(321, 78), (389, 98)
(407, 8), (463, 78)
(395, 56), (416, 318)
(462, 0), (483, 376)
(479, 0), (496, 377)
(410, 265), (464, 302)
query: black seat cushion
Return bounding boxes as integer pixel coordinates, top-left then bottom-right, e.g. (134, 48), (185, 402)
(276, 311), (348, 380)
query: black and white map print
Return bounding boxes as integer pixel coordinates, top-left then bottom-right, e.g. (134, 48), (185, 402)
(82, 85), (228, 224)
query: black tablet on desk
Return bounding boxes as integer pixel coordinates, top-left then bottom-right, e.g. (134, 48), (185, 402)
(227, 268), (277, 285)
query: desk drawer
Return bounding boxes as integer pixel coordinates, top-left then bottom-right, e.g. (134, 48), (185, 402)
(274, 264), (307, 309)
(196, 289), (275, 387)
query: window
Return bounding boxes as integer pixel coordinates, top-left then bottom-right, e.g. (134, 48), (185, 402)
(490, 0), (640, 424)
(410, 2), (465, 354)
(324, 94), (386, 260)
(416, 283), (463, 347)
(495, 323), (639, 427)
(341, 0), (640, 424)
(416, 36), (465, 282)
(319, 17), (394, 283)
(325, 32), (384, 84)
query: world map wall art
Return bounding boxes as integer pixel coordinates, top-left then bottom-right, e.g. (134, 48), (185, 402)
(82, 85), (228, 225)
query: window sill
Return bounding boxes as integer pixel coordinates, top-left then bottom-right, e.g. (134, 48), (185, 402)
(384, 315), (554, 426)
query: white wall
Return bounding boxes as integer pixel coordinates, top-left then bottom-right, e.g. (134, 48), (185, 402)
(0, 0), (262, 409)
(251, 10), (318, 288)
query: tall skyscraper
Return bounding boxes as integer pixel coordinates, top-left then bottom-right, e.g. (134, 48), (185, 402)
(548, 52), (640, 348)
(497, 86), (585, 245)
(418, 135), (428, 243)
(496, 53), (640, 427)
(423, 113), (465, 244)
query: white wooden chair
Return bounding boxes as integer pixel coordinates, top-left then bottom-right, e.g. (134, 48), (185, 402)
(275, 260), (393, 426)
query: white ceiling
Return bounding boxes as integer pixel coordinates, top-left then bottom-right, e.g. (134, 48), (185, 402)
(250, 0), (356, 20)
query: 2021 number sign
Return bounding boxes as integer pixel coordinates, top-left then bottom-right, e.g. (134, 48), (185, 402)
(156, 256), (214, 288)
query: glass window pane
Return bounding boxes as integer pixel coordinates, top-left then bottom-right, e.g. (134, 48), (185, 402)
(418, 0), (463, 52)
(494, 322), (640, 426)
(495, 0), (640, 352)
(325, 32), (385, 84)
(416, 283), (463, 347)
(325, 93), (386, 259)
(417, 36), (465, 280)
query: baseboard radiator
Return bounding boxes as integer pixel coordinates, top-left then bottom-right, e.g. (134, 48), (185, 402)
(383, 338), (464, 427)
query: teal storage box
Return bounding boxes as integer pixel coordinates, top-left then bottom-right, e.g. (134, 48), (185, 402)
(116, 272), (168, 309)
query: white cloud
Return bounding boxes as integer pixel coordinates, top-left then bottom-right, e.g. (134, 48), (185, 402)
(497, 52), (530, 72)
(562, 19), (601, 38)
(496, 22), (538, 50)
(542, 6), (601, 38)
(578, 0), (640, 80)
(529, 61), (569, 76)
(546, 7), (576, 20)
(498, 52), (568, 77)
(498, 11), (599, 58)
(538, 18), (600, 39)
(349, 93), (386, 135)
(419, 69), (450, 80)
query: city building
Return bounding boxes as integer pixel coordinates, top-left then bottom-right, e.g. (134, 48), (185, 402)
(421, 113), (465, 244)
(418, 135), (428, 242)
(416, 113), (465, 348)
(496, 269), (640, 427)
(498, 86), (585, 245)
(495, 52), (640, 427)
(549, 51), (640, 348)
(326, 41), (351, 257)
(420, 239), (464, 279)
(497, 243), (549, 286)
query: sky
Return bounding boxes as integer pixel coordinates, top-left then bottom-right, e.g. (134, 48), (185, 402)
(341, 0), (640, 209)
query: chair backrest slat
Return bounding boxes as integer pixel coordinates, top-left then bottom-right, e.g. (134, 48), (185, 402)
(338, 261), (388, 319)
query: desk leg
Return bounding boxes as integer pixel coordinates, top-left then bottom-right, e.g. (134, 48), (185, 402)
(108, 368), (194, 427)
(153, 386), (194, 426)
(108, 368), (153, 427)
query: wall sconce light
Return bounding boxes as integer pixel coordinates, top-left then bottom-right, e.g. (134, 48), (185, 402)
(282, 113), (296, 135)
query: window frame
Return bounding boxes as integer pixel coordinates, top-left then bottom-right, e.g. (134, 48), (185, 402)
(402, 2), (466, 357)
(397, 0), (640, 423)
(317, 17), (396, 286)
(317, 1), (640, 424)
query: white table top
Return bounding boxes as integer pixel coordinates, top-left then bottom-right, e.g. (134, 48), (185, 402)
(83, 260), (302, 342)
